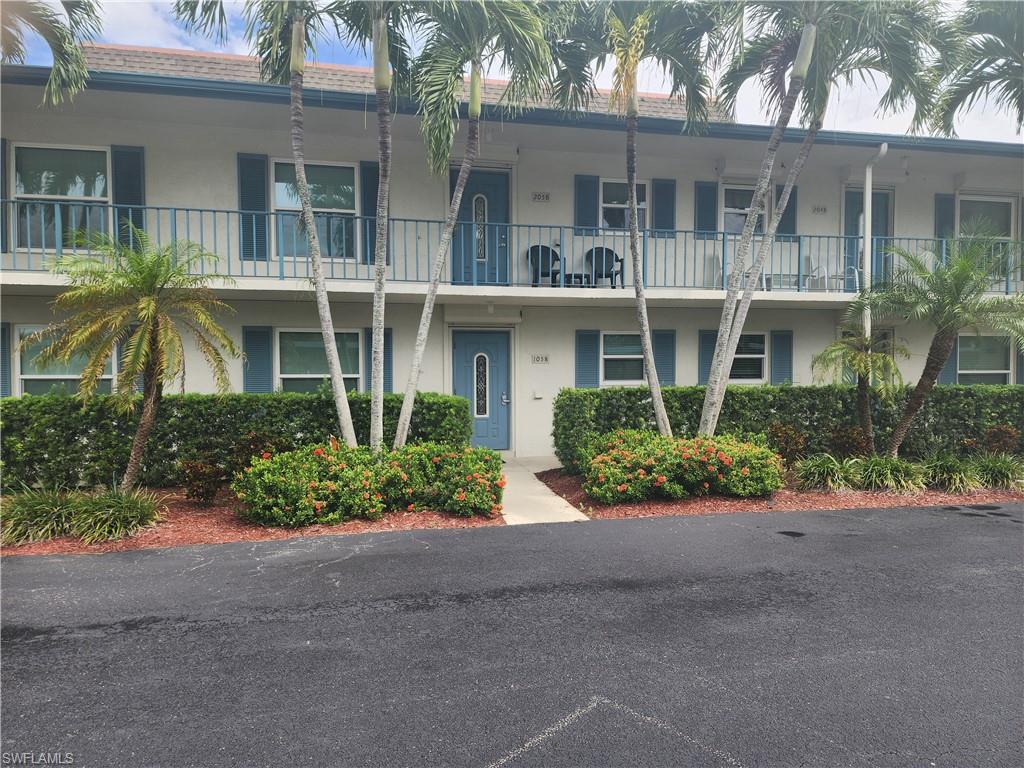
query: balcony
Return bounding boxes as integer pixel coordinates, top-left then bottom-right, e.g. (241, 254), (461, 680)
(2, 200), (1021, 294)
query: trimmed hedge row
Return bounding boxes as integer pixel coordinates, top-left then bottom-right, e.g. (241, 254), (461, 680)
(1, 392), (472, 489)
(553, 385), (1024, 471)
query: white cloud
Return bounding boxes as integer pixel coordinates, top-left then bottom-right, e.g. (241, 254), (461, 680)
(97, 0), (249, 54)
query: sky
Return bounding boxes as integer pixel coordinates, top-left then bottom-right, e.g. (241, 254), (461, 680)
(20, 0), (1023, 143)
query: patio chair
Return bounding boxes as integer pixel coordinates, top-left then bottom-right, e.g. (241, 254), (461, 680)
(525, 244), (560, 287)
(585, 247), (624, 288)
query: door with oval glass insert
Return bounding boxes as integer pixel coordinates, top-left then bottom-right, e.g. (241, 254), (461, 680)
(450, 170), (510, 285)
(452, 330), (510, 449)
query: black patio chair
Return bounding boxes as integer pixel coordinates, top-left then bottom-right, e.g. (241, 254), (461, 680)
(585, 247), (624, 288)
(525, 244), (561, 287)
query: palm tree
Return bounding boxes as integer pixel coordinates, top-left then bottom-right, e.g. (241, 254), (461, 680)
(21, 226), (239, 488)
(699, 0), (940, 437)
(176, 0), (359, 447)
(328, 1), (413, 452)
(812, 325), (909, 453)
(935, 0), (1023, 135)
(851, 237), (1024, 457)
(392, 0), (550, 449)
(1, 0), (101, 105)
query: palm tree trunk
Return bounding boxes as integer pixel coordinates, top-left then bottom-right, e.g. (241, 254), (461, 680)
(886, 330), (957, 457)
(289, 17), (357, 448)
(856, 372), (875, 454)
(699, 24), (816, 436)
(626, 108), (671, 437)
(393, 65), (482, 450)
(369, 16), (392, 453)
(121, 328), (163, 488)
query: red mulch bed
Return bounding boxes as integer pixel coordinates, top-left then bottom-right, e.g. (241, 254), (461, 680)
(537, 468), (1024, 519)
(1, 489), (504, 557)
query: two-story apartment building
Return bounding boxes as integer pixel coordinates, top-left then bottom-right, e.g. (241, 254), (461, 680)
(2, 44), (1022, 455)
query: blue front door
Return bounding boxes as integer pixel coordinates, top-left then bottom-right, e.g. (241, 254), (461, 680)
(451, 170), (510, 285)
(453, 330), (511, 450)
(844, 188), (893, 289)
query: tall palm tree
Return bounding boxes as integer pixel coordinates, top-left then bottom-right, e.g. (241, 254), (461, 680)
(1, 0), (101, 105)
(392, 0), (550, 449)
(935, 0), (1023, 135)
(812, 324), (909, 453)
(176, 0), (359, 447)
(699, 0), (940, 437)
(21, 227), (239, 488)
(851, 237), (1024, 457)
(327, 1), (413, 452)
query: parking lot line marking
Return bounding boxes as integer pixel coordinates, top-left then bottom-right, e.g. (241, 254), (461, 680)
(484, 696), (604, 768)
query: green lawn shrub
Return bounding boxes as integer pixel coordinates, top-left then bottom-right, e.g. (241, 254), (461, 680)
(1, 488), (79, 544)
(1, 391), (472, 489)
(922, 454), (982, 493)
(794, 454), (859, 492)
(852, 456), (926, 492)
(233, 442), (504, 527)
(2, 486), (162, 545)
(970, 453), (1024, 490)
(580, 430), (784, 504)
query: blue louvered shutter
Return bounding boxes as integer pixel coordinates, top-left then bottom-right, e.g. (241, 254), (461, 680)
(938, 336), (958, 384)
(111, 146), (145, 244)
(574, 175), (599, 235)
(652, 330), (676, 385)
(934, 193), (956, 264)
(363, 327), (393, 393)
(242, 326), (273, 393)
(238, 154), (269, 261)
(698, 330), (717, 385)
(775, 184), (797, 240)
(651, 178), (676, 237)
(1, 138), (8, 253)
(694, 181), (718, 240)
(575, 330), (600, 388)
(0, 322), (10, 397)
(770, 330), (793, 384)
(360, 161), (380, 265)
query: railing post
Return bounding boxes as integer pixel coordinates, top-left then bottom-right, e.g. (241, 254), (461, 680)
(558, 226), (565, 288)
(642, 230), (649, 288)
(54, 204), (63, 258)
(797, 236), (804, 291)
(721, 231), (728, 289)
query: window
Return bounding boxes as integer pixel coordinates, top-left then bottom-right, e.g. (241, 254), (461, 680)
(729, 334), (766, 381)
(601, 332), (644, 384)
(958, 335), (1011, 385)
(723, 187), (764, 235)
(473, 353), (489, 417)
(472, 194), (488, 262)
(278, 330), (361, 392)
(13, 145), (110, 249)
(17, 325), (113, 395)
(958, 197), (1014, 240)
(273, 162), (356, 259)
(600, 180), (646, 230)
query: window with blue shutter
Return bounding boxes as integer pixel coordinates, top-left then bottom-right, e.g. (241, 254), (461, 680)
(111, 146), (145, 244)
(574, 175), (599, 235)
(1, 138), (8, 253)
(0, 322), (11, 397)
(694, 181), (718, 240)
(242, 326), (273, 393)
(360, 161), (381, 265)
(934, 194), (956, 264)
(937, 336), (958, 384)
(238, 154), (269, 261)
(774, 184), (797, 241)
(363, 327), (393, 393)
(698, 329), (717, 385)
(652, 329), (675, 385)
(770, 330), (793, 384)
(575, 330), (600, 388)
(651, 178), (676, 238)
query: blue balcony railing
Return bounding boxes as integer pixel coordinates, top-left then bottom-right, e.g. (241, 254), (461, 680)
(1, 200), (1020, 294)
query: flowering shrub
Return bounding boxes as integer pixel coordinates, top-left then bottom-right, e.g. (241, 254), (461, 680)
(232, 442), (504, 527)
(581, 430), (784, 504)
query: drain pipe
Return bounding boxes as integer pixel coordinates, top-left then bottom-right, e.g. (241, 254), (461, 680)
(862, 142), (888, 336)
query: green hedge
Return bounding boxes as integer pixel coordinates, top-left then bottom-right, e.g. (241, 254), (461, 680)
(1, 392), (472, 489)
(553, 385), (1024, 471)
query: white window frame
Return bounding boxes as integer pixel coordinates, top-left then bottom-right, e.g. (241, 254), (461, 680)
(600, 330), (646, 387)
(721, 184), (766, 236)
(14, 323), (116, 395)
(274, 327), (363, 393)
(10, 142), (113, 250)
(271, 158), (360, 260)
(599, 178), (647, 231)
(957, 333), (1011, 385)
(473, 352), (490, 417)
(955, 194), (1016, 241)
(728, 332), (767, 384)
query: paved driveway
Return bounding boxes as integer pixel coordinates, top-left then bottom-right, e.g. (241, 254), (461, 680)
(2, 503), (1022, 767)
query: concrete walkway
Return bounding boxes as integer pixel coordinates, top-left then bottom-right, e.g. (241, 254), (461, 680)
(500, 456), (589, 525)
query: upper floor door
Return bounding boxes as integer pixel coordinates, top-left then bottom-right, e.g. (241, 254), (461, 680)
(450, 170), (510, 285)
(844, 188), (893, 288)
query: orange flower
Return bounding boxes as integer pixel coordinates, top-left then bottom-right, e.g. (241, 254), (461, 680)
(707, 465), (717, 473)
(597, 474), (605, 482)
(637, 468), (647, 477)
(717, 473), (724, 482)
(740, 467), (750, 476)
(656, 475), (667, 484)
(617, 483), (628, 492)
(313, 447), (324, 457)
(496, 477), (507, 488)
(723, 456), (733, 467)
(703, 482), (710, 489)
(261, 452), (271, 460)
